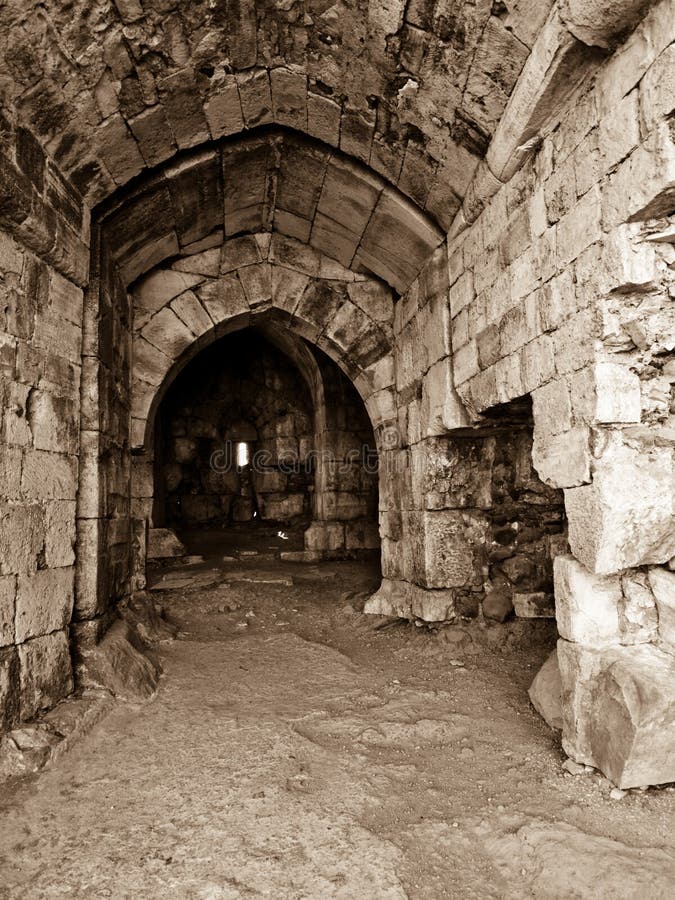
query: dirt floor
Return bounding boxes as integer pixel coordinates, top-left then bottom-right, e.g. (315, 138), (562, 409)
(0, 543), (674, 898)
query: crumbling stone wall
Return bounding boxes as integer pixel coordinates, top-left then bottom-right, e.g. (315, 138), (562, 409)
(441, 2), (675, 787)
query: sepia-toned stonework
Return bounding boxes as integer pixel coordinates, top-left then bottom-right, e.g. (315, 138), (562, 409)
(0, 0), (673, 792)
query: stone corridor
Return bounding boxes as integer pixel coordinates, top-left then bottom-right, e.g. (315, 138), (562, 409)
(1, 0), (675, 891)
(1, 557), (673, 898)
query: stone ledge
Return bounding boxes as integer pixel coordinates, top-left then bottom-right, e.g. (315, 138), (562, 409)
(0, 690), (113, 784)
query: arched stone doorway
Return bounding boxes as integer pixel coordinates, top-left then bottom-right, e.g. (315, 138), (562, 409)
(144, 323), (380, 575)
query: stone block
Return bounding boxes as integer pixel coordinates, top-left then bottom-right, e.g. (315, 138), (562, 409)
(236, 69), (273, 128)
(173, 249), (221, 279)
(128, 104), (177, 167)
(270, 67), (307, 129)
(528, 648), (563, 730)
(170, 291), (213, 337)
(339, 107), (375, 164)
(18, 630), (73, 721)
(317, 157), (380, 239)
(27, 390), (78, 454)
(345, 520), (380, 551)
(95, 113), (144, 185)
(532, 426), (591, 488)
(619, 571), (658, 644)
(0, 575), (16, 647)
(648, 567), (675, 647)
(554, 555), (622, 646)
(307, 92), (341, 146)
(0, 646), (19, 730)
(453, 340), (479, 385)
(565, 432), (675, 575)
(158, 68), (210, 150)
(0, 503), (45, 575)
(15, 567), (74, 643)
(238, 263), (272, 308)
(44, 501), (76, 568)
(135, 269), (205, 318)
(598, 88), (640, 172)
(141, 307), (196, 359)
(253, 470), (287, 493)
(594, 362), (642, 423)
(364, 578), (413, 618)
(640, 43), (675, 134)
(147, 528), (185, 560)
(260, 493), (305, 521)
(410, 586), (458, 623)
(558, 639), (675, 788)
(556, 185), (602, 269)
(514, 592), (556, 618)
(205, 80), (244, 138)
(304, 522), (345, 553)
(532, 379), (573, 437)
(416, 510), (488, 591)
(198, 274), (249, 324)
(271, 266), (310, 315)
(420, 358), (469, 437)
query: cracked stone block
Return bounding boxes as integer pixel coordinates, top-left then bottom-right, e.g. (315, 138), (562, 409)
(558, 638), (675, 788)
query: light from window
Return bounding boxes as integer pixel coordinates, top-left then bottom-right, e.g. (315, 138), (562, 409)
(236, 441), (250, 467)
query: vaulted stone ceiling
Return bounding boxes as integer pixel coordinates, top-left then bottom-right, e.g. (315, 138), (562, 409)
(0, 0), (554, 219)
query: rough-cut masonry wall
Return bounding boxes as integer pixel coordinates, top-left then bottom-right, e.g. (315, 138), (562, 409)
(0, 225), (83, 729)
(0, 0), (555, 222)
(306, 347), (380, 557)
(443, 1), (675, 788)
(156, 330), (316, 527)
(74, 238), (133, 671)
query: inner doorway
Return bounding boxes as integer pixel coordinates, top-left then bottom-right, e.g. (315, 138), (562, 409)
(151, 327), (380, 563)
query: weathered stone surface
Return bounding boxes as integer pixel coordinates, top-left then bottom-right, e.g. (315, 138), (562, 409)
(565, 433), (675, 575)
(80, 621), (160, 702)
(117, 593), (178, 646)
(554, 555), (622, 647)
(558, 639), (675, 788)
(529, 648), (563, 730)
(364, 579), (413, 619)
(147, 529), (185, 560)
(15, 568), (74, 643)
(648, 567), (675, 648)
(18, 631), (73, 721)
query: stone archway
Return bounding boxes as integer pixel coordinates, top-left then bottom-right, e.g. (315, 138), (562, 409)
(127, 233), (393, 586)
